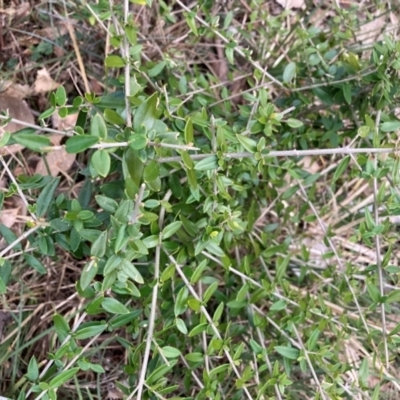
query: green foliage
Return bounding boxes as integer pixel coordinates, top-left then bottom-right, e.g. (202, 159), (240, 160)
(3, 1), (400, 399)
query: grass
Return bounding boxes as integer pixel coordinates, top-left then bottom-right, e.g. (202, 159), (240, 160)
(1, 0), (400, 399)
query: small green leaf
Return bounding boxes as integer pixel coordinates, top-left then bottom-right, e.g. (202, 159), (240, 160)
(148, 61), (166, 77)
(143, 160), (160, 182)
(13, 132), (51, 152)
(162, 221), (182, 239)
(184, 117), (194, 144)
(49, 368), (79, 389)
(105, 55), (126, 68)
(194, 155), (218, 171)
(91, 114), (108, 139)
(80, 260), (98, 290)
(24, 254), (47, 274)
(91, 150), (111, 177)
(380, 121), (400, 132)
(121, 260), (144, 284)
(367, 282), (381, 303)
(102, 297), (130, 314)
(91, 231), (108, 258)
(161, 346), (181, 358)
(104, 109), (125, 125)
(133, 93), (158, 130)
(36, 177), (60, 217)
(66, 135), (99, 153)
(175, 318), (187, 334)
(185, 14), (198, 36)
(332, 155), (350, 183)
(174, 286), (188, 316)
(26, 356), (39, 381)
(0, 131), (11, 148)
(285, 118), (303, 128)
(283, 62), (296, 83)
(52, 314), (70, 342)
(188, 322), (208, 337)
(386, 289), (400, 303)
(129, 134), (148, 150)
(0, 277), (6, 294)
(74, 322), (107, 339)
(55, 86), (67, 106)
(275, 346), (299, 360)
(146, 363), (175, 385)
(236, 134), (257, 153)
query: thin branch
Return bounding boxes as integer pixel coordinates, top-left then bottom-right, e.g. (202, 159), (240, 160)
(373, 110), (389, 369)
(0, 115), (73, 136)
(157, 146), (399, 164)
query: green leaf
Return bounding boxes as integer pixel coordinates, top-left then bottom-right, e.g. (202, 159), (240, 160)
(342, 83), (351, 105)
(236, 134), (257, 153)
(0, 277), (6, 294)
(380, 121), (400, 132)
(274, 346), (299, 360)
(184, 118), (194, 144)
(102, 297), (130, 314)
(146, 363), (175, 385)
(332, 155), (350, 183)
(91, 114), (108, 139)
(174, 286), (188, 316)
(105, 55), (126, 68)
(66, 135), (98, 153)
(286, 118), (303, 128)
(188, 322), (208, 336)
(91, 231), (108, 258)
(24, 254), (47, 274)
(121, 260), (144, 284)
(133, 93), (158, 130)
(386, 289), (400, 303)
(80, 260), (98, 290)
(0, 131), (11, 148)
(185, 352), (204, 363)
(95, 195), (118, 212)
(74, 322), (107, 340)
(36, 177), (60, 217)
(49, 368), (79, 389)
(52, 314), (70, 342)
(104, 109), (125, 125)
(55, 86), (67, 106)
(194, 155), (218, 171)
(185, 14), (198, 36)
(129, 134), (148, 150)
(148, 61), (166, 77)
(125, 25), (137, 46)
(91, 150), (111, 177)
(13, 132), (50, 152)
(162, 221), (182, 239)
(175, 318), (187, 334)
(283, 62), (296, 83)
(26, 356), (39, 381)
(367, 282), (381, 303)
(180, 150), (194, 169)
(161, 346), (181, 358)
(143, 160), (160, 182)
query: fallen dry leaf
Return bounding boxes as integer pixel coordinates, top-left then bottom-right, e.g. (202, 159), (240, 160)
(0, 80), (31, 99)
(356, 13), (386, 46)
(0, 94), (34, 132)
(52, 110), (78, 131)
(33, 68), (60, 94)
(275, 0), (304, 9)
(0, 2), (30, 20)
(36, 22), (68, 41)
(35, 134), (76, 177)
